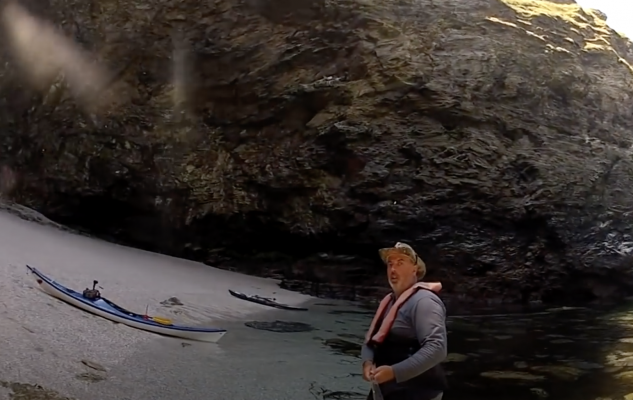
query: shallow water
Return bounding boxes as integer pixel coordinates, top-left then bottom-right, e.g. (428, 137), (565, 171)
(443, 306), (633, 400)
(193, 300), (633, 400)
(310, 303), (633, 400)
(2, 208), (633, 400)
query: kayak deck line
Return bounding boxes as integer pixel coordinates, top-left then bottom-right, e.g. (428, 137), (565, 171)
(25, 265), (227, 343)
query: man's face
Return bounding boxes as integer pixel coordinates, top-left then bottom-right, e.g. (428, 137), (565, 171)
(386, 252), (417, 292)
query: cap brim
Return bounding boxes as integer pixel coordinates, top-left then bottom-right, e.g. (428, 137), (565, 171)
(379, 247), (404, 264)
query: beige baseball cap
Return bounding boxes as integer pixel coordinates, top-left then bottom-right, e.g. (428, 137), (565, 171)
(379, 242), (426, 279)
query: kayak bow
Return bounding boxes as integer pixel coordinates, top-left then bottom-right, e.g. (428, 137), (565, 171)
(26, 265), (227, 343)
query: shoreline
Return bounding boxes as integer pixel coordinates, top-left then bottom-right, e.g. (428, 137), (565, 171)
(0, 208), (370, 400)
(0, 201), (607, 314)
(2, 201), (613, 310)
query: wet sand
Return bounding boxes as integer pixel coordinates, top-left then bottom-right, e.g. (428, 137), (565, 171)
(0, 209), (366, 400)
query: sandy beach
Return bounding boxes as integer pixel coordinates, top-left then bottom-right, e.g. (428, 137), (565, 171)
(0, 209), (368, 400)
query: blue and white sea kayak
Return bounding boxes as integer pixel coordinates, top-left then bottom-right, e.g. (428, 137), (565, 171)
(26, 265), (227, 343)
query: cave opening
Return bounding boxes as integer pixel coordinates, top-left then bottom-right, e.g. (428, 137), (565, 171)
(189, 211), (379, 261)
(42, 192), (163, 253)
(40, 189), (384, 269)
(540, 287), (597, 304)
(514, 212), (566, 251)
(38, 186), (398, 287)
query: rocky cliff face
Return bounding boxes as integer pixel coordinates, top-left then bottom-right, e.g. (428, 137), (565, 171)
(0, 0), (632, 304)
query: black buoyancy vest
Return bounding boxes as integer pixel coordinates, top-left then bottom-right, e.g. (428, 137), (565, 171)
(367, 310), (447, 399)
(371, 333), (447, 394)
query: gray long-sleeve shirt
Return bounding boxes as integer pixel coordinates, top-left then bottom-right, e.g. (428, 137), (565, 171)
(361, 289), (448, 383)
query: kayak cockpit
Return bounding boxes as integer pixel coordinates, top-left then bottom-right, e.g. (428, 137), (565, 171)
(82, 279), (101, 300)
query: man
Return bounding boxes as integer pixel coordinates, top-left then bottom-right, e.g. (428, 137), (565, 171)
(361, 242), (448, 400)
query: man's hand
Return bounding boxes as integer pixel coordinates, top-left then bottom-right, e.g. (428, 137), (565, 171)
(362, 361), (375, 381)
(373, 365), (395, 384)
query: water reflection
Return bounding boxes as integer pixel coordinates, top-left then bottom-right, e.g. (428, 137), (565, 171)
(313, 303), (633, 400)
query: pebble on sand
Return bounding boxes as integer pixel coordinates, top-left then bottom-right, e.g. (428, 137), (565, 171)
(160, 297), (184, 307)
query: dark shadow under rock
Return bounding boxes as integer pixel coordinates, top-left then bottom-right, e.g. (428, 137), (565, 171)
(245, 320), (316, 332)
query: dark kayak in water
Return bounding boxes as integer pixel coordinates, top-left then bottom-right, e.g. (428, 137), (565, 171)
(228, 289), (308, 311)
